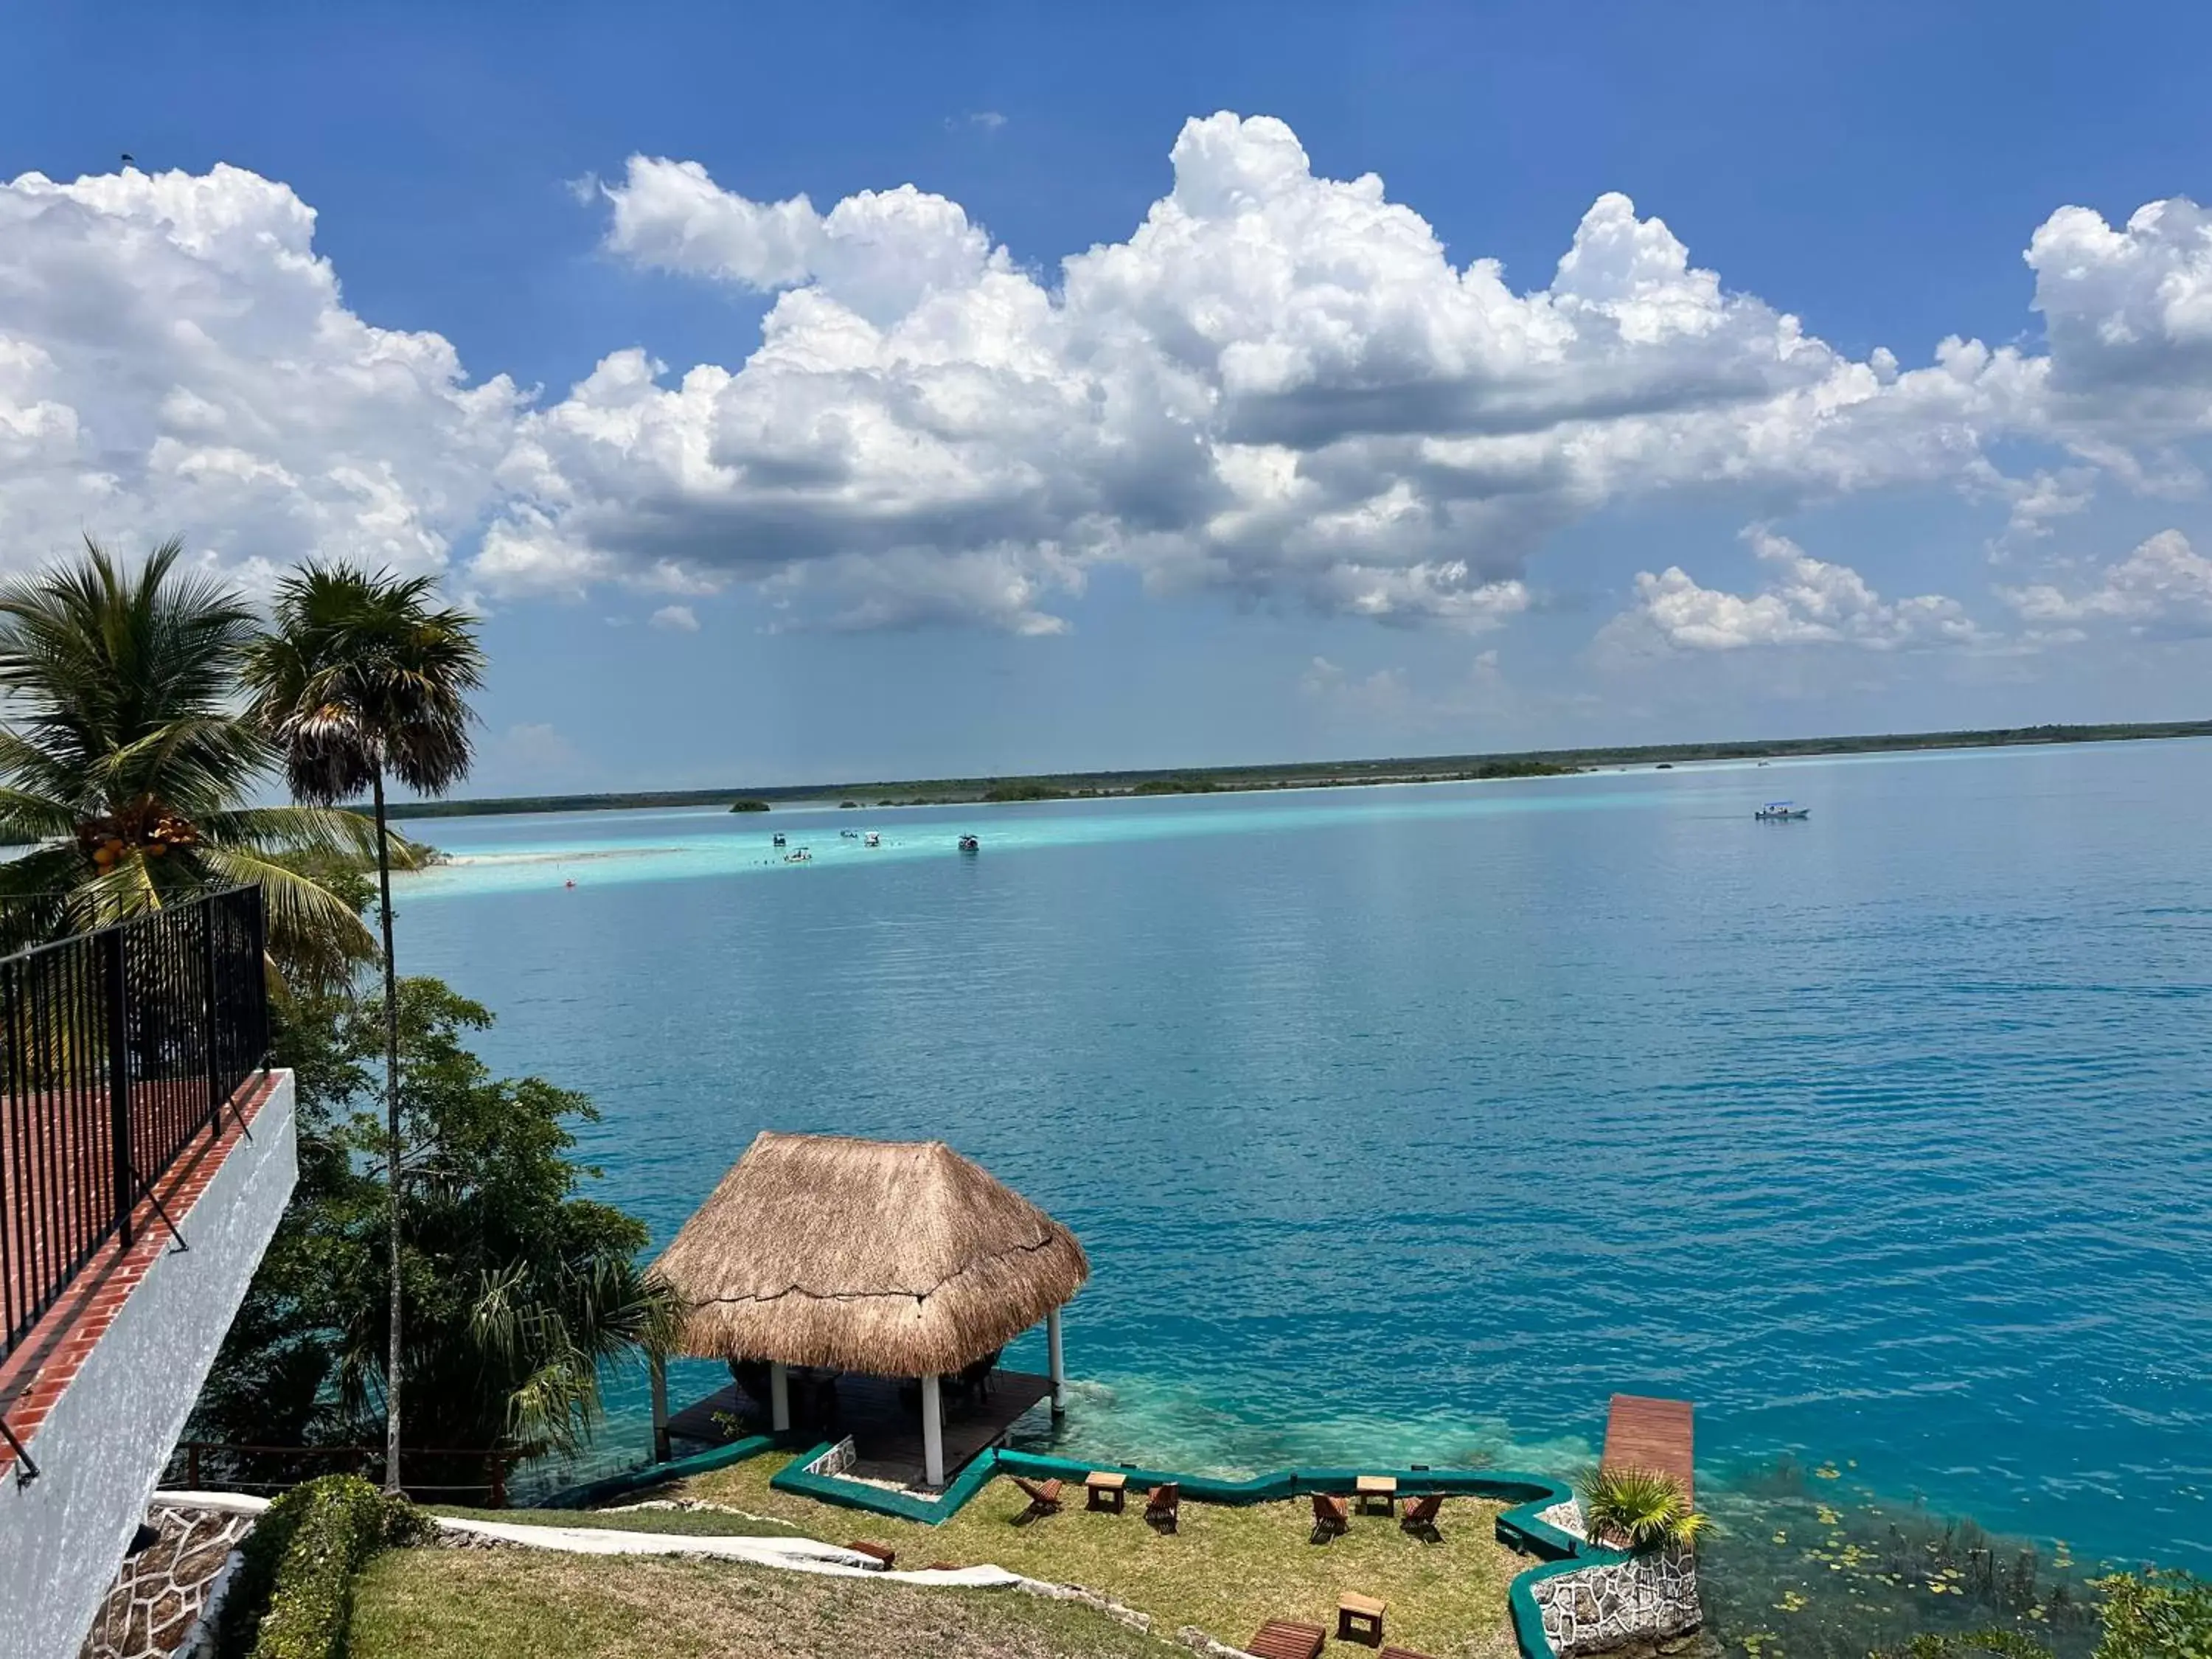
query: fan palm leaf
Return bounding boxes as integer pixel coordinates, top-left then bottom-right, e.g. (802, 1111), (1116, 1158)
(1575, 1464), (1714, 1551)
(243, 560), (484, 1493)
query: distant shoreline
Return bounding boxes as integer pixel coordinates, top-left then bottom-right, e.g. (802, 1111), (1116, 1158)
(380, 720), (2212, 821)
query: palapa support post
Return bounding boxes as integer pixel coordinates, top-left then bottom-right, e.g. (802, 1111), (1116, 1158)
(920, 1373), (945, 1488)
(1047, 1307), (1066, 1417)
(650, 1354), (670, 1462)
(770, 1360), (791, 1433)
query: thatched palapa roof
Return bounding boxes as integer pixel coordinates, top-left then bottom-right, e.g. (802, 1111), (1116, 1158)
(654, 1130), (1089, 1377)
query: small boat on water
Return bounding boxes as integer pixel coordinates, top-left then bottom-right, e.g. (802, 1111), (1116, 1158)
(771, 832), (786, 847)
(1754, 801), (1810, 821)
(785, 847), (812, 863)
(840, 829), (859, 838)
(957, 834), (980, 853)
(864, 832), (880, 847)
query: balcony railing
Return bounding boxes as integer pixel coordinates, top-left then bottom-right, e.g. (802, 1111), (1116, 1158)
(0, 886), (268, 1364)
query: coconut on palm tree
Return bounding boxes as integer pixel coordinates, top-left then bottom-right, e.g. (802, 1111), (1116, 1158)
(0, 538), (394, 981)
(241, 563), (484, 1492)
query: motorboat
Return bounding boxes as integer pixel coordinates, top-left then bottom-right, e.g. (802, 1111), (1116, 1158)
(785, 846), (812, 862)
(864, 832), (880, 847)
(771, 832), (786, 847)
(957, 834), (980, 852)
(1754, 801), (1810, 821)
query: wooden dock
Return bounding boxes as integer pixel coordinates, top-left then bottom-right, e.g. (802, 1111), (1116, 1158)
(1601, 1393), (1694, 1502)
(668, 1368), (1054, 1489)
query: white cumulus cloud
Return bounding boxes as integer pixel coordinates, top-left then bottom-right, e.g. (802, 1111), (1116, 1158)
(485, 113), (2098, 631)
(1597, 526), (1985, 658)
(7, 126), (2212, 643)
(2001, 529), (2212, 633)
(649, 602), (700, 632)
(0, 164), (520, 581)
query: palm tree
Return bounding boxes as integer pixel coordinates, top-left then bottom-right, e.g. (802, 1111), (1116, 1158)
(0, 538), (391, 981)
(241, 564), (484, 1493)
(1574, 1465), (1714, 1551)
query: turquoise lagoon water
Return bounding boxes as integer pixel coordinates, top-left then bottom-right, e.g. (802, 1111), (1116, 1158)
(391, 741), (2212, 1633)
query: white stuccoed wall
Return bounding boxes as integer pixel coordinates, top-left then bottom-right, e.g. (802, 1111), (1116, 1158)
(0, 1071), (296, 1659)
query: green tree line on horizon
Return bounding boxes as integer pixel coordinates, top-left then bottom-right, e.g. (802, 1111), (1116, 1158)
(374, 718), (2212, 821)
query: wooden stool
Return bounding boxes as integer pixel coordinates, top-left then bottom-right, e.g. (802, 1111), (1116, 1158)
(1085, 1469), (1127, 1513)
(1354, 1474), (1397, 1516)
(1338, 1593), (1386, 1647)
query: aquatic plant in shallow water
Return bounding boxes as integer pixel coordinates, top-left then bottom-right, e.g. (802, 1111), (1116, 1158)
(1698, 1457), (2106, 1659)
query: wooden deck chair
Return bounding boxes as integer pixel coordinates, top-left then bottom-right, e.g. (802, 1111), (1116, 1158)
(1309, 1490), (1350, 1543)
(1399, 1492), (1444, 1543)
(1144, 1481), (1180, 1534)
(1011, 1475), (1063, 1523)
(1249, 1620), (1327, 1659)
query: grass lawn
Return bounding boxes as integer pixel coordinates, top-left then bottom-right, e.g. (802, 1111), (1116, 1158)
(429, 1503), (806, 1539)
(350, 1546), (1172, 1659)
(673, 1456), (1524, 1658)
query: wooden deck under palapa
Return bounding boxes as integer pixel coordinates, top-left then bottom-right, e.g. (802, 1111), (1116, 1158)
(1601, 1392), (1694, 1502)
(668, 1368), (1055, 1489)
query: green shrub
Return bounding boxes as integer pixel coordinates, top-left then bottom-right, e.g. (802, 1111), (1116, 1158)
(726, 799), (770, 813)
(2094, 1568), (2212, 1658)
(1573, 1464), (1712, 1551)
(217, 1475), (432, 1659)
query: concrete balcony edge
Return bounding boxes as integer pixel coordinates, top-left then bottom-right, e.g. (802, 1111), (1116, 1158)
(0, 1069), (297, 1659)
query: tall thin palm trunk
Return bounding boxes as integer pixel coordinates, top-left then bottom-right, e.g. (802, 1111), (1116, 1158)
(374, 767), (403, 1494)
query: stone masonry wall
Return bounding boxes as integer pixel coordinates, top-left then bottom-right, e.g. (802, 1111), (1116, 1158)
(77, 1501), (257, 1659)
(1532, 1501), (1703, 1658)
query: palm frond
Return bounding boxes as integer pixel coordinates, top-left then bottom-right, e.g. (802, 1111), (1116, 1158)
(198, 804), (383, 859)
(1575, 1464), (1713, 1551)
(0, 786), (78, 842)
(243, 563), (485, 804)
(195, 845), (378, 991)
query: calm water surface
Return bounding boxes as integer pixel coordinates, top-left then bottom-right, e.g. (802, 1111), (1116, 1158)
(392, 741), (2212, 1610)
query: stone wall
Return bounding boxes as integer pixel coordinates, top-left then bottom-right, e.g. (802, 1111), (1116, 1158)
(1531, 1502), (1703, 1658)
(77, 1500), (257, 1659)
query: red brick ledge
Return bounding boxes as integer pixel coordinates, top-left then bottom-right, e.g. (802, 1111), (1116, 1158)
(0, 1073), (282, 1478)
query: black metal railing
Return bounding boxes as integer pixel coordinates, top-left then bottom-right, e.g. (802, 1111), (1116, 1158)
(0, 886), (268, 1363)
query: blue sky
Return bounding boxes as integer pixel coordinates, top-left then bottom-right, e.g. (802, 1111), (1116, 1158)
(6, 1), (2212, 791)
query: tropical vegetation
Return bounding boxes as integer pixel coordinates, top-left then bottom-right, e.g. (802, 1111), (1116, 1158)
(215, 1475), (431, 1659)
(190, 975), (678, 1484)
(243, 563), (487, 1488)
(1574, 1464), (1713, 1550)
(0, 538), (397, 985)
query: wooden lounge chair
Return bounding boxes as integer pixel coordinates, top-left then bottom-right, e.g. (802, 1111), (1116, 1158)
(1248, 1620), (1326, 1659)
(1309, 1490), (1349, 1544)
(1012, 1475), (1063, 1523)
(1144, 1481), (1180, 1534)
(1399, 1492), (1444, 1543)
(843, 1540), (894, 1570)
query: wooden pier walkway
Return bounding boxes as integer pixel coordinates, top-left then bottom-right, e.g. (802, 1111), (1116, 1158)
(1601, 1393), (1694, 1502)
